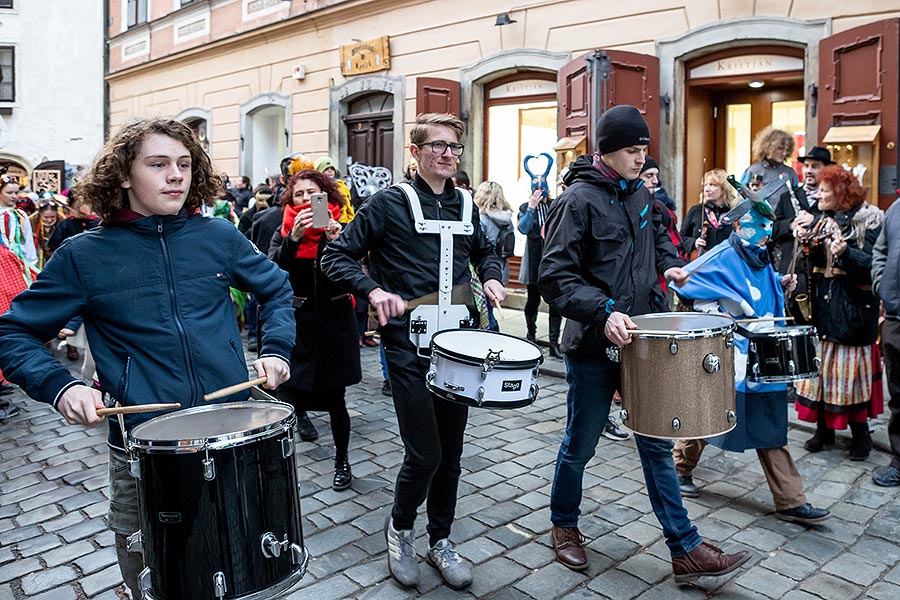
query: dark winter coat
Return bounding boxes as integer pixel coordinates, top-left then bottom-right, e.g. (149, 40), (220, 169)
(680, 202), (732, 256)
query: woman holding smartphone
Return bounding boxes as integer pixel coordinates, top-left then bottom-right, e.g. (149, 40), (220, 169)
(269, 169), (361, 491)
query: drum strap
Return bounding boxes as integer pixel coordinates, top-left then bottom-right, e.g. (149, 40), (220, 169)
(395, 183), (473, 331)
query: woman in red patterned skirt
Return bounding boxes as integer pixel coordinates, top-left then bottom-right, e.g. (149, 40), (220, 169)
(794, 165), (884, 460)
(0, 173), (38, 416)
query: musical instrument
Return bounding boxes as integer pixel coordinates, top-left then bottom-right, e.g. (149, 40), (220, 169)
(746, 325), (820, 383)
(96, 403), (180, 417)
(129, 402), (309, 600)
(782, 174), (803, 217)
(204, 377), (267, 401)
(619, 313), (736, 439)
(426, 329), (543, 408)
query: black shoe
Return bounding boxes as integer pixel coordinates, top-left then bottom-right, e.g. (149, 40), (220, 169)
(804, 428), (835, 452)
(873, 465), (900, 487)
(0, 383), (14, 396)
(549, 343), (563, 359)
(297, 412), (319, 442)
(0, 402), (20, 420)
(849, 431), (872, 461)
(678, 475), (700, 498)
(381, 379), (392, 397)
(333, 458), (352, 491)
(247, 339), (258, 353)
(776, 503), (831, 525)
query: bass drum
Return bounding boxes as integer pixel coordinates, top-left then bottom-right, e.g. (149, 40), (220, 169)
(129, 401), (308, 600)
(620, 313), (737, 439)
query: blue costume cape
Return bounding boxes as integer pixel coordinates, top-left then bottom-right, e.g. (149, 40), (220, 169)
(675, 234), (787, 451)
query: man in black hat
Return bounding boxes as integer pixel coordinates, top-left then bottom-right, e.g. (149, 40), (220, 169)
(539, 104), (751, 582)
(771, 146), (834, 315)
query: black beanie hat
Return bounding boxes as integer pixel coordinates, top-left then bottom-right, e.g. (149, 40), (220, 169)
(596, 105), (651, 155)
(640, 156), (659, 174)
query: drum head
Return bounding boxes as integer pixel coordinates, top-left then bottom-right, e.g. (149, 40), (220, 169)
(432, 329), (543, 366)
(630, 312), (734, 337)
(130, 401), (295, 451)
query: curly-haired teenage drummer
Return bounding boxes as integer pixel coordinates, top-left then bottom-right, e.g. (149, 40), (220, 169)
(672, 196), (830, 525)
(539, 105), (750, 582)
(0, 118), (295, 597)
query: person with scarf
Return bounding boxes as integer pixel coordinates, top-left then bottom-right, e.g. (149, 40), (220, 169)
(0, 173), (38, 417)
(793, 164), (884, 460)
(672, 197), (830, 525)
(680, 168), (739, 257)
(539, 105), (749, 581)
(268, 168), (361, 492)
(30, 194), (66, 269)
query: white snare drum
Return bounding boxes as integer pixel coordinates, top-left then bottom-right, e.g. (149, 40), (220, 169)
(426, 330), (544, 408)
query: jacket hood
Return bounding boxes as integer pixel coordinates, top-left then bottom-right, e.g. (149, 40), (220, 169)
(563, 154), (628, 191)
(484, 209), (513, 223)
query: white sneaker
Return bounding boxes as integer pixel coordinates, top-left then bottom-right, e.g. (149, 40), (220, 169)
(602, 417), (629, 441)
(384, 517), (419, 587)
(426, 539), (472, 589)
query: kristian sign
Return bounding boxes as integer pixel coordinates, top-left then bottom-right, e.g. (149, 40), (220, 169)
(689, 54), (803, 79)
(340, 36), (391, 76)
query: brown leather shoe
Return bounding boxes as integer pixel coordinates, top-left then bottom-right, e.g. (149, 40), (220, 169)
(672, 542), (751, 584)
(551, 526), (588, 571)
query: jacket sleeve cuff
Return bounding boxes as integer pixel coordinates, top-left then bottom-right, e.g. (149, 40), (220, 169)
(258, 338), (294, 364)
(50, 378), (88, 410)
(357, 277), (381, 301)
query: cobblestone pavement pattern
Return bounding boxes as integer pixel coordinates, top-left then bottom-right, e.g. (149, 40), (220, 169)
(1, 337), (899, 600)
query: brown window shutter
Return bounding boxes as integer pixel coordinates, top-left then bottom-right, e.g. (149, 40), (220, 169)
(416, 77), (461, 118)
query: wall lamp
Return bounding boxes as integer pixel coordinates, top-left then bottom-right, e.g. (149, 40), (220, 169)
(495, 13), (517, 26)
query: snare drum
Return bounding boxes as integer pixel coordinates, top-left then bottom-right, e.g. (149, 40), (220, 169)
(747, 325), (820, 382)
(620, 313), (737, 439)
(129, 402), (308, 600)
(427, 329), (543, 408)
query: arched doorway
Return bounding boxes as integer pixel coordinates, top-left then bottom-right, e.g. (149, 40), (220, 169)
(343, 92), (394, 170)
(178, 108), (212, 155)
(239, 93), (291, 186)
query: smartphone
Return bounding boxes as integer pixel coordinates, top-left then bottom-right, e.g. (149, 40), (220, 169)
(311, 193), (329, 228)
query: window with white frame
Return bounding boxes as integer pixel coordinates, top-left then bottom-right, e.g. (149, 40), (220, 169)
(0, 47), (14, 102)
(128, 0), (148, 28)
(0, 1), (13, 10)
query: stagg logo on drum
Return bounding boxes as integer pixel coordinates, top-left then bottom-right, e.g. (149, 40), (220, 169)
(158, 512), (182, 523)
(501, 380), (522, 392)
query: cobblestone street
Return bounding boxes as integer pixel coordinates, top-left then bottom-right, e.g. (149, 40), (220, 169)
(2, 331), (900, 600)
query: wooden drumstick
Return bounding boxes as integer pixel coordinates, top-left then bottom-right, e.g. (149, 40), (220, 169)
(491, 297), (505, 321)
(203, 377), (268, 401)
(97, 403), (181, 416)
(734, 317), (794, 323)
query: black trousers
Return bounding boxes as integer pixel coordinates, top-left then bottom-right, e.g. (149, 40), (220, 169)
(524, 284), (562, 344)
(884, 319), (900, 468)
(382, 327), (468, 544)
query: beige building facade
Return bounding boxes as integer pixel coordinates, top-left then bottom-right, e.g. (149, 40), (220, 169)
(107, 0), (900, 213)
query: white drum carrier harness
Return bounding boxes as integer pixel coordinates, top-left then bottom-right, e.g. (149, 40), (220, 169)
(395, 182), (475, 355)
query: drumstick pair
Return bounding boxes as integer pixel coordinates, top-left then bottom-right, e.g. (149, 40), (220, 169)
(96, 376), (270, 417)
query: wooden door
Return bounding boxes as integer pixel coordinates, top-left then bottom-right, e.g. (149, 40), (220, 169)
(346, 116), (393, 170)
(819, 18), (900, 208)
(557, 50), (659, 154)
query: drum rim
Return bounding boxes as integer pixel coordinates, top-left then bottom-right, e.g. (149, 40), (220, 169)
(748, 325), (818, 338)
(749, 371), (819, 383)
(430, 329), (544, 368)
(129, 401), (296, 451)
(630, 312), (735, 339)
(427, 382), (536, 409)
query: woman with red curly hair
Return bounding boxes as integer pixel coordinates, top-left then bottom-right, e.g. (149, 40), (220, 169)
(268, 169), (360, 491)
(794, 165), (884, 460)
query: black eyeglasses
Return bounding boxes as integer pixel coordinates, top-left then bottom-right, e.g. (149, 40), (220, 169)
(418, 141), (465, 156)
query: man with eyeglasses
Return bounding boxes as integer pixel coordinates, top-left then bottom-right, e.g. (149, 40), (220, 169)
(322, 113), (504, 591)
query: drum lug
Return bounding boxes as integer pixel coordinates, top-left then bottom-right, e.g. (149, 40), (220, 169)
(752, 362), (759, 377)
(477, 387), (485, 406)
(261, 532), (290, 558)
(128, 457), (141, 479)
(529, 383), (539, 401)
(426, 370), (436, 385)
(443, 381), (465, 392)
(814, 356), (821, 369)
(785, 337), (793, 353)
(291, 543), (310, 572)
(725, 333), (734, 349)
(788, 360), (796, 375)
(213, 571), (227, 599)
(481, 349), (502, 380)
(202, 457), (216, 481)
(669, 341), (678, 355)
(672, 417), (681, 432)
(702, 353), (721, 374)
(748, 340), (755, 353)
(727, 410), (737, 424)
(138, 567), (152, 596)
(126, 530), (142, 553)
(281, 436), (294, 459)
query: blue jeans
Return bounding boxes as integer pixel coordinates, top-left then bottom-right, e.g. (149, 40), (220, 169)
(550, 354), (702, 557)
